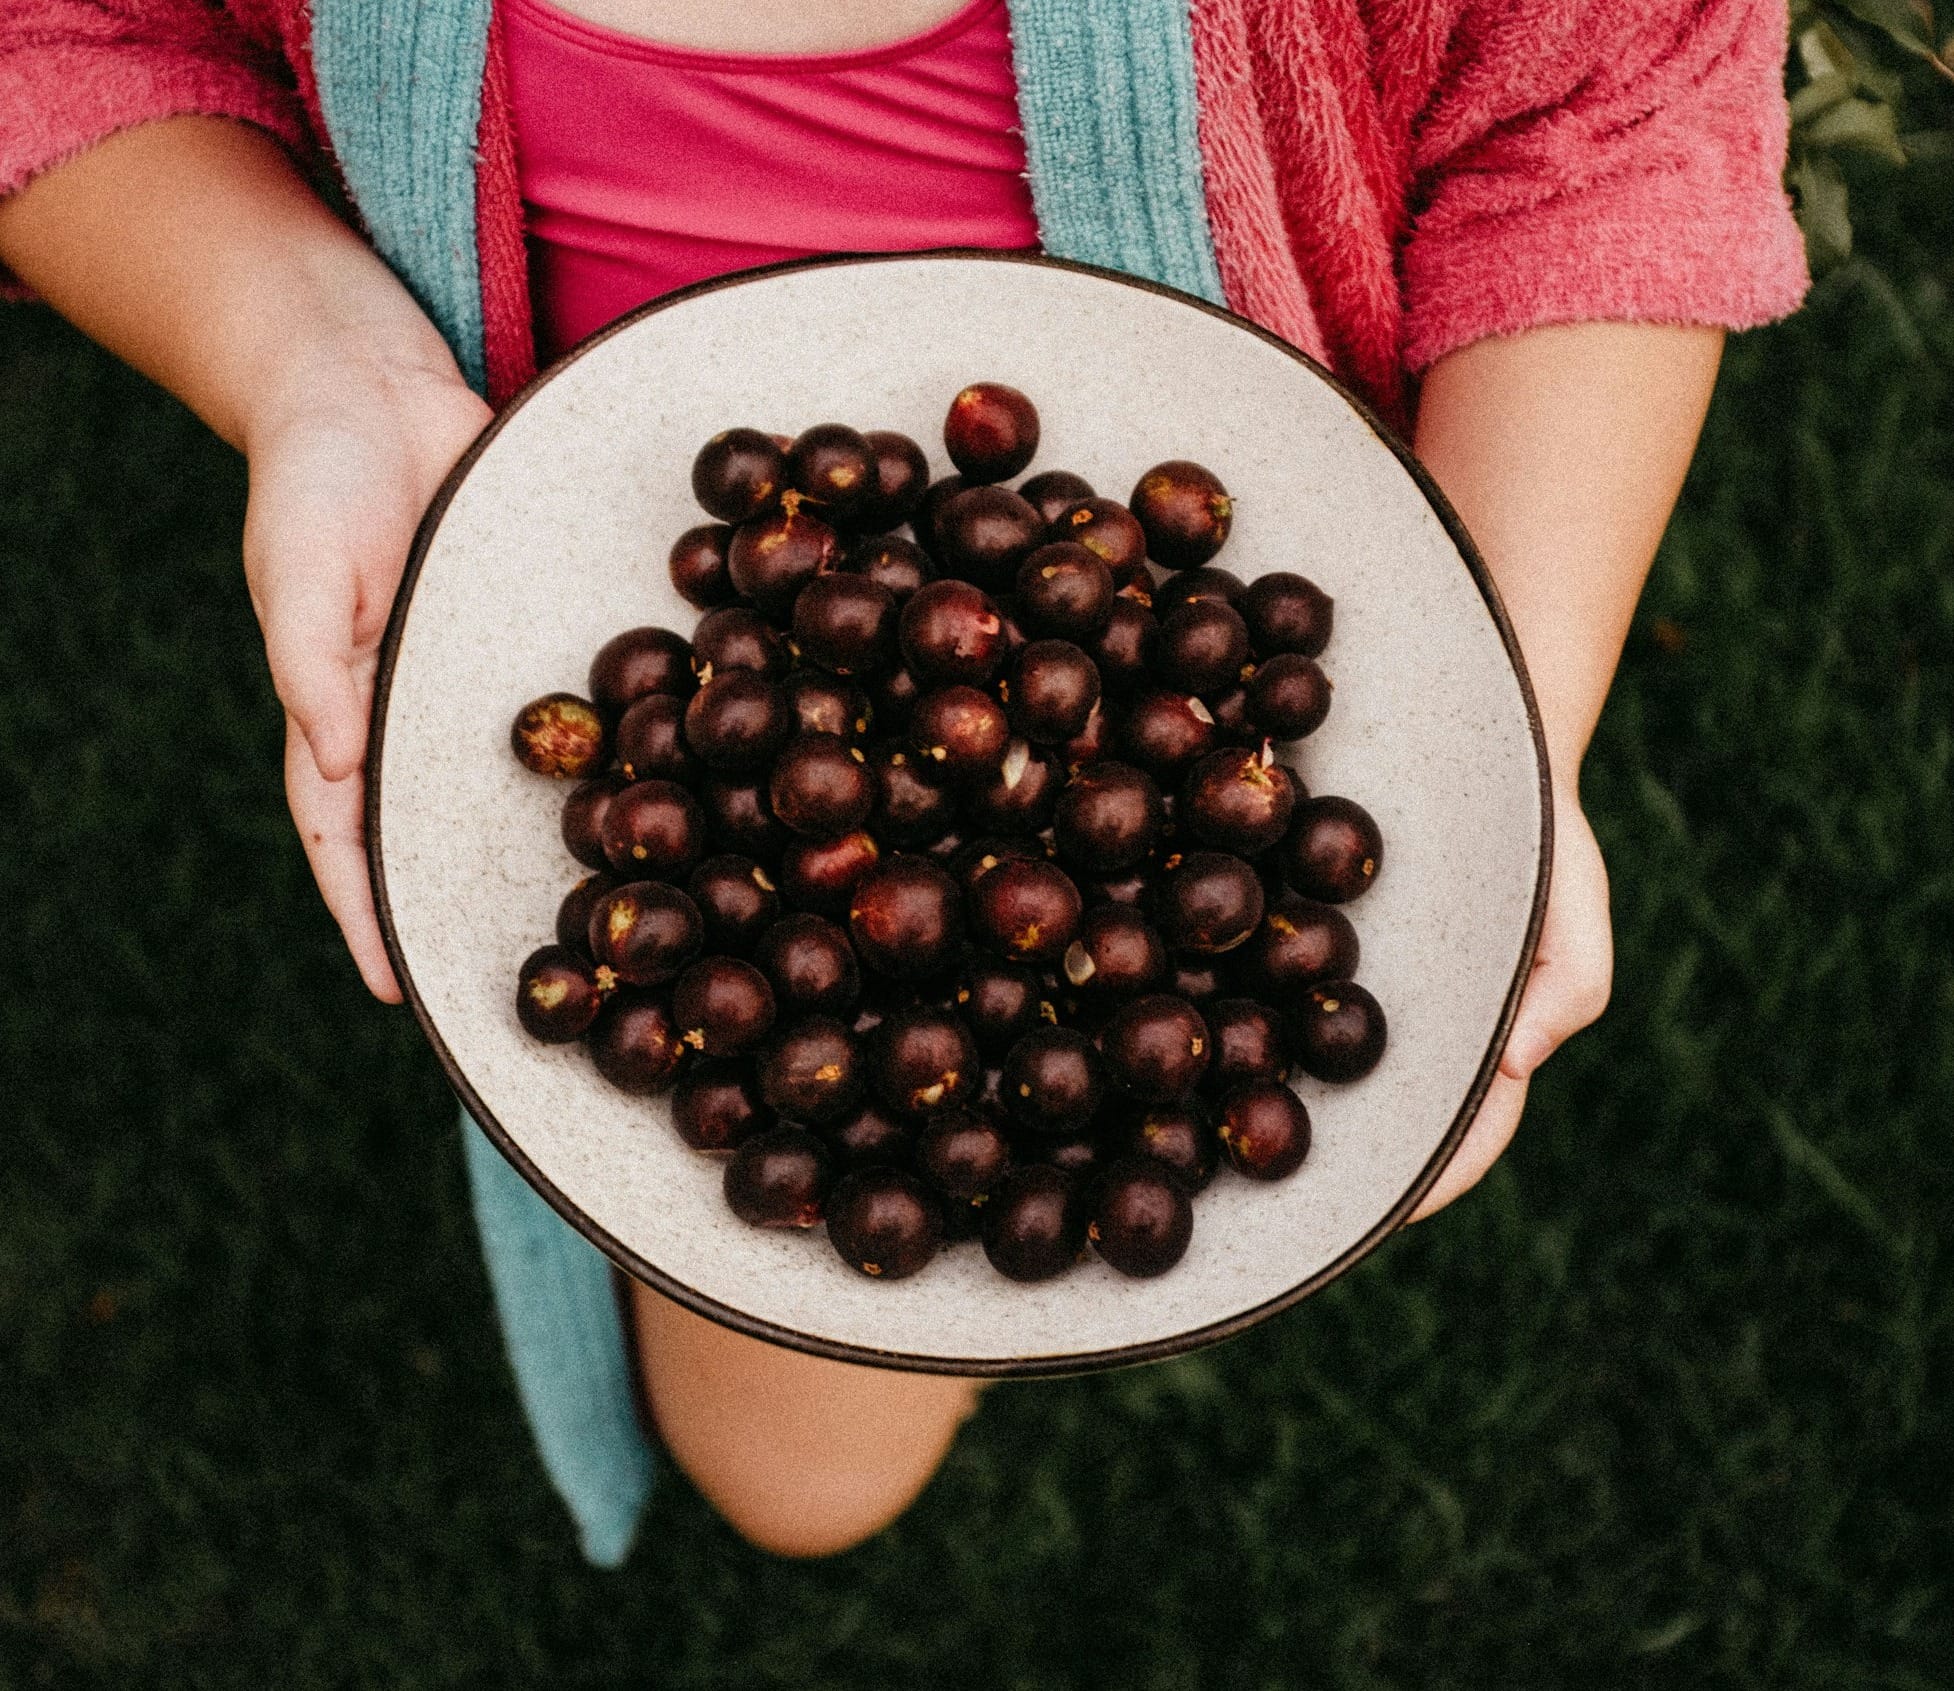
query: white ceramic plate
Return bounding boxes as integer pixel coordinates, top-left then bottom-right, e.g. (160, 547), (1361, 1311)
(369, 252), (1549, 1377)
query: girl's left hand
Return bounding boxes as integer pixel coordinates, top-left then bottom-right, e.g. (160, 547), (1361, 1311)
(1406, 780), (1613, 1221)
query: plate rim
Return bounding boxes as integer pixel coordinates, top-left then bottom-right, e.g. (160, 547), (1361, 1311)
(366, 247), (1555, 1378)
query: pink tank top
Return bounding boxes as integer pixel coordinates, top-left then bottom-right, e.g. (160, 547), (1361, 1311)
(502, 0), (1040, 361)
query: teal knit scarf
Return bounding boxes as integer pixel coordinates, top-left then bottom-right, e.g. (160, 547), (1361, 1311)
(312, 0), (1223, 1567)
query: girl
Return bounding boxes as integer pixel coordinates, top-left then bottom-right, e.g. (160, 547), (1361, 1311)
(0, 0), (1808, 1567)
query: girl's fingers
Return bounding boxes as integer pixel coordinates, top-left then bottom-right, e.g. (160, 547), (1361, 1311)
(1406, 1068), (1528, 1222)
(285, 717), (403, 1004)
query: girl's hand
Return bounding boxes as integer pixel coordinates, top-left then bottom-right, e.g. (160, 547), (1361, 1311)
(1406, 780), (1613, 1220)
(244, 350), (491, 1001)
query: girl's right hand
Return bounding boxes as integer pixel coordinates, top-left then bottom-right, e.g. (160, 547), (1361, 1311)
(242, 347), (492, 1002)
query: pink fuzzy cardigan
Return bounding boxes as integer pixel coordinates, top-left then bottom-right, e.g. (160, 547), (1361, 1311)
(0, 0), (1808, 418)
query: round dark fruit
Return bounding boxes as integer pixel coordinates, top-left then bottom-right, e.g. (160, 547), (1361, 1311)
(589, 991), (687, 1094)
(826, 1167), (943, 1278)
(1241, 570), (1334, 658)
(598, 779), (707, 880)
(964, 739), (1060, 835)
(1110, 1101), (1219, 1193)
(757, 1016), (864, 1124)
(726, 504), (841, 616)
(782, 669), (872, 741)
(1156, 599), (1252, 696)
(916, 1107), (1011, 1203)
(1058, 698), (1113, 769)
(1181, 744), (1295, 855)
(515, 945), (607, 1041)
(669, 523), (736, 609)
(725, 1125), (831, 1228)
(556, 871), (617, 954)
(948, 833), (1046, 896)
(820, 1100), (913, 1171)
(872, 662), (923, 726)
(768, 734), (873, 838)
(970, 858), (1082, 967)
(691, 605), (790, 683)
(692, 427), (786, 524)
(1292, 981), (1387, 1082)
(848, 858), (964, 980)
(1031, 1132), (1105, 1183)
(1053, 761), (1165, 874)
(1060, 904), (1167, 1000)
(1052, 497), (1148, 573)
(1157, 851), (1265, 955)
(844, 533), (933, 605)
(909, 684), (1010, 782)
(910, 473), (966, 557)
(1081, 868), (1151, 910)
(785, 422), (876, 522)
(672, 956), (775, 1057)
(614, 693), (696, 785)
(1118, 690), (1217, 786)
(1216, 1081), (1311, 1179)
(868, 1007), (978, 1115)
(589, 626), (694, 717)
(778, 828), (881, 917)
(1170, 957), (1232, 1000)
(1087, 1158), (1193, 1277)
(955, 956), (1046, 1055)
(1202, 998), (1292, 1094)
(1015, 542), (1114, 641)
(855, 430), (932, 532)
(1018, 469), (1096, 526)
(791, 573), (897, 674)
(1004, 639), (1101, 746)
(1001, 1027), (1104, 1134)
(683, 671), (791, 774)
(865, 740), (958, 847)
(561, 774), (625, 870)
(1282, 795), (1383, 903)
(701, 775), (787, 862)
(1205, 683), (1256, 744)
(932, 485), (1045, 592)
(1156, 566), (1244, 613)
(982, 1164), (1085, 1281)
(588, 879), (703, 986)
(1248, 652), (1332, 739)
(898, 579), (1005, 685)
(1100, 993), (1210, 1101)
(672, 1059), (773, 1152)
(1241, 893), (1358, 994)
(686, 854), (779, 955)
(755, 912), (861, 1019)
(511, 692), (607, 778)
(1129, 460), (1232, 569)
(1087, 598), (1158, 693)
(944, 381), (1039, 483)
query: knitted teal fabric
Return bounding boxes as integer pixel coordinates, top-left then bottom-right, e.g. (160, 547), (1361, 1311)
(311, 0), (1224, 1567)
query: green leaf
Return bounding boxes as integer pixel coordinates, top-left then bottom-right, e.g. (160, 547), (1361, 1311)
(1790, 150), (1855, 269)
(1803, 94), (1912, 164)
(1790, 69), (1859, 122)
(1830, 0), (1934, 56)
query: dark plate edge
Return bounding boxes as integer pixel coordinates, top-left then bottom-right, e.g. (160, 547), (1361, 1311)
(365, 247), (1555, 1381)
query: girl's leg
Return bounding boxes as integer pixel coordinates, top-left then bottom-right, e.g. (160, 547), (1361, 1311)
(629, 1281), (984, 1558)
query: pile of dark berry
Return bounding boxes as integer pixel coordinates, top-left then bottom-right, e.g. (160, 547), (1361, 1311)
(508, 382), (1385, 1284)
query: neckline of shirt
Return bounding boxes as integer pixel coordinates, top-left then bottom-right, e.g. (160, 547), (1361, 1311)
(502, 0), (1007, 74)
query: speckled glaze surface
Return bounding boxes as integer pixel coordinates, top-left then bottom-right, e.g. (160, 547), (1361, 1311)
(370, 253), (1548, 1374)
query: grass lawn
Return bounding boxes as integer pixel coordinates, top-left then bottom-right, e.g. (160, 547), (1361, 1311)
(3, 157), (1951, 1688)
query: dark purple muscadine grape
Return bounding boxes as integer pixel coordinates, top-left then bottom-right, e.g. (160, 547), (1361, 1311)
(691, 605), (790, 683)
(1100, 993), (1210, 1102)
(777, 829), (881, 917)
(848, 858), (964, 981)
(898, 579), (1005, 686)
(669, 523), (736, 609)
(672, 955), (776, 1057)
(768, 734), (874, 839)
(932, 485), (1045, 593)
(868, 1007), (979, 1116)
(1052, 761), (1164, 875)
(855, 430), (932, 533)
(982, 1164), (1085, 1281)
(964, 740), (1060, 835)
(1241, 571), (1334, 659)
(1081, 867), (1152, 911)
(1216, 1081), (1312, 1179)
(819, 1100), (913, 1171)
(1059, 904), (1167, 1001)
(1109, 1101), (1219, 1193)
(1201, 998), (1292, 1095)
(948, 833), (1048, 897)
(872, 662), (923, 728)
(791, 573), (897, 675)
(1017, 469), (1095, 527)
(1086, 1158), (1194, 1277)
(1248, 652), (1332, 739)
(1003, 639), (1101, 746)
(1051, 497), (1148, 573)
(1291, 981), (1387, 1082)
(683, 671), (792, 774)
(672, 1059), (773, 1152)
(614, 694), (696, 785)
(970, 858), (1082, 968)
(726, 503), (841, 617)
(908, 684), (1010, 783)
(1156, 566), (1244, 614)
(589, 991), (687, 1094)
(1087, 598), (1158, 694)
(515, 945), (608, 1041)
(1000, 1026), (1104, 1134)
(826, 1167), (943, 1278)
(1015, 542), (1114, 642)
(1118, 690), (1218, 787)
(589, 627), (694, 717)
(1281, 795), (1383, 903)
(598, 779), (708, 881)
(910, 473), (967, 558)
(511, 693), (607, 778)
(700, 775), (788, 863)
(954, 956), (1047, 1055)
(864, 739), (958, 847)
(725, 1125), (832, 1227)
(1180, 743), (1295, 856)
(755, 912), (861, 1020)
(843, 532), (933, 603)
(1156, 851), (1264, 955)
(1029, 1132), (1106, 1186)
(561, 774), (625, 870)
(1169, 957), (1232, 1001)
(785, 423), (877, 525)
(587, 879), (703, 986)
(692, 427), (785, 524)
(686, 854), (779, 955)
(944, 381), (1040, 483)
(757, 1016), (864, 1124)
(916, 1107), (1012, 1204)
(782, 669), (873, 741)
(556, 871), (618, 955)
(1241, 894), (1358, 995)
(1155, 600), (1252, 697)
(1129, 460), (1233, 569)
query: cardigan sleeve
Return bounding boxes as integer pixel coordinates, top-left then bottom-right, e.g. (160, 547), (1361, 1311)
(1398, 0), (1810, 373)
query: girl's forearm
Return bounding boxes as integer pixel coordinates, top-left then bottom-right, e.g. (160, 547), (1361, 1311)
(1412, 322), (1724, 781)
(0, 115), (460, 452)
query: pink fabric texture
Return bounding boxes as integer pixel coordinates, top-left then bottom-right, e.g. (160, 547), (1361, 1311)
(501, 0), (1038, 361)
(0, 0), (1810, 415)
